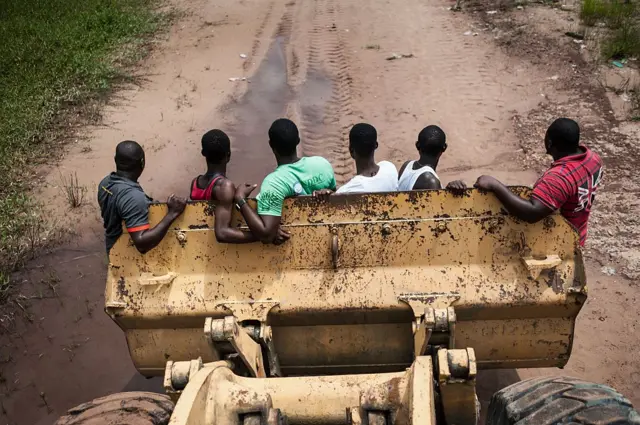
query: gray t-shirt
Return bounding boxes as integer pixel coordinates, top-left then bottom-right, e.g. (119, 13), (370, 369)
(97, 173), (151, 252)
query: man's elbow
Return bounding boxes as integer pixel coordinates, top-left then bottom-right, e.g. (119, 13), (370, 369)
(214, 228), (234, 244)
(134, 243), (151, 254)
(518, 211), (545, 224)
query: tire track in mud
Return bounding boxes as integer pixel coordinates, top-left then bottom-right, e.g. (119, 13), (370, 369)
(246, 0), (276, 70)
(296, 0), (355, 184)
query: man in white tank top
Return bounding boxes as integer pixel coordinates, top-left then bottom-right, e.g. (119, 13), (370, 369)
(314, 123), (398, 196)
(398, 125), (447, 190)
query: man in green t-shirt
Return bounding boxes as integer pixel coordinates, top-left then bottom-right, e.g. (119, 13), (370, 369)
(234, 118), (336, 243)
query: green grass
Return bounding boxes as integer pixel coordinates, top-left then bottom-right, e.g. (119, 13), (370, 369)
(580, 0), (640, 59)
(0, 0), (168, 286)
(602, 18), (640, 58)
(581, 0), (635, 28)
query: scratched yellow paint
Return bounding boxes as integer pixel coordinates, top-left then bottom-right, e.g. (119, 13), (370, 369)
(105, 188), (586, 376)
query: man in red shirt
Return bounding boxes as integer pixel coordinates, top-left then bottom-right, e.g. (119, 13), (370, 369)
(474, 118), (602, 246)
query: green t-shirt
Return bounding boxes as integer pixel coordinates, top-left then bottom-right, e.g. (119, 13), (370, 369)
(257, 156), (336, 216)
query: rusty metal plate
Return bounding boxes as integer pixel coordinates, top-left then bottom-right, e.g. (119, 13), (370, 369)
(105, 189), (586, 376)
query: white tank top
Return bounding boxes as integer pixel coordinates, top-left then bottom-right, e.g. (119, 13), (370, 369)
(398, 161), (440, 191)
(336, 161), (399, 194)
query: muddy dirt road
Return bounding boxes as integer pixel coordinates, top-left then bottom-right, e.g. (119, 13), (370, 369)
(1, 0), (639, 423)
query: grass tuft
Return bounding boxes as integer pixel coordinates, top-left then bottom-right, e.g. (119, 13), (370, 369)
(0, 274), (11, 304)
(0, 0), (169, 290)
(580, 0), (640, 59)
(602, 19), (640, 59)
(581, 0), (635, 28)
(59, 172), (87, 209)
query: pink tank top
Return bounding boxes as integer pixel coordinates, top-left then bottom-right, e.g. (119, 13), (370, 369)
(190, 175), (223, 201)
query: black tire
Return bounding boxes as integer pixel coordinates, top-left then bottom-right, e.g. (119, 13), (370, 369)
(54, 391), (174, 425)
(487, 376), (640, 425)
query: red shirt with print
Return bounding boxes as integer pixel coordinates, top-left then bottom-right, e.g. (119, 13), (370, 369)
(531, 146), (603, 246)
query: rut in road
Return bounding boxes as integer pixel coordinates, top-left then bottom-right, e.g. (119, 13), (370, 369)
(296, 0), (355, 184)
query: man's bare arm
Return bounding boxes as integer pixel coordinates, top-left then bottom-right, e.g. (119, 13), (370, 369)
(130, 195), (185, 253)
(238, 206), (281, 243)
(234, 184), (284, 243)
(213, 180), (257, 244)
(475, 175), (553, 223)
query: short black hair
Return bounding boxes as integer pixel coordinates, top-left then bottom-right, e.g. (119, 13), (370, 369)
(201, 129), (230, 163)
(546, 118), (580, 151)
(349, 123), (377, 157)
(115, 140), (144, 172)
(269, 118), (299, 156)
(417, 125), (446, 155)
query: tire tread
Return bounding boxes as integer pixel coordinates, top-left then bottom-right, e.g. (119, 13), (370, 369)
(55, 391), (174, 425)
(487, 377), (640, 425)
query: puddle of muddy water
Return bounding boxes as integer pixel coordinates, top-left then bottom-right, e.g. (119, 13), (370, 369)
(227, 36), (293, 186)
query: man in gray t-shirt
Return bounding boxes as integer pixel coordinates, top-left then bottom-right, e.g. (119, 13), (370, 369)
(98, 140), (186, 254)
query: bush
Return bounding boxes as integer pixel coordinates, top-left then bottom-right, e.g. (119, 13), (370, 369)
(602, 18), (640, 58)
(581, 0), (635, 28)
(580, 0), (640, 59)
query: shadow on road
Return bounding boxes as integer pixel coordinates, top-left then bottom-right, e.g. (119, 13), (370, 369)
(477, 369), (521, 424)
(122, 374), (164, 393)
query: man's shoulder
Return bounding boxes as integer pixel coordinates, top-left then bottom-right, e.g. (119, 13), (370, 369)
(260, 170), (290, 195)
(539, 166), (571, 187)
(584, 147), (603, 168)
(414, 172), (440, 189)
(212, 178), (235, 201)
(305, 156), (334, 170)
(263, 169), (285, 185)
(378, 160), (399, 173)
(98, 174), (111, 186)
(116, 184), (148, 206)
(336, 177), (362, 194)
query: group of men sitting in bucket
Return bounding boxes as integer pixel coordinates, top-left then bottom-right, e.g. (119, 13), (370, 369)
(98, 117), (602, 255)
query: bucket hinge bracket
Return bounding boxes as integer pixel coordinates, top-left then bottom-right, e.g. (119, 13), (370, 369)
(412, 307), (456, 357)
(205, 316), (266, 378)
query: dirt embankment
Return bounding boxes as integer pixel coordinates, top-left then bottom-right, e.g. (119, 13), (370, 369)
(1, 0), (640, 423)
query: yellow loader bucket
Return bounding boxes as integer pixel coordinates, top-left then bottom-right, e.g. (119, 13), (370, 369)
(105, 189), (586, 377)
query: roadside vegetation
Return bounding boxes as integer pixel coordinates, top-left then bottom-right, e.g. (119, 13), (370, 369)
(580, 0), (640, 59)
(579, 0), (640, 119)
(0, 0), (169, 291)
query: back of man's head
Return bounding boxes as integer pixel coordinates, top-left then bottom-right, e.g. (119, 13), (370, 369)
(546, 118), (580, 152)
(417, 125), (446, 155)
(115, 140), (145, 172)
(269, 118), (300, 156)
(201, 129), (231, 163)
(349, 123), (378, 157)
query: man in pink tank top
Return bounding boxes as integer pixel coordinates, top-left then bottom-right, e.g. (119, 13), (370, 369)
(190, 130), (275, 244)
